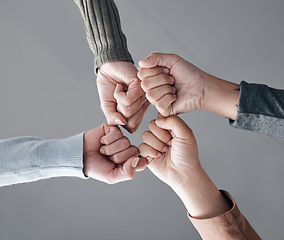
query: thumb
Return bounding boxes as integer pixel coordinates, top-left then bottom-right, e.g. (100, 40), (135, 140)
(155, 116), (194, 140)
(101, 100), (127, 126)
(139, 53), (181, 69)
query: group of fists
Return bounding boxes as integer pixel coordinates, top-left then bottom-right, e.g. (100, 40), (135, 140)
(83, 52), (209, 186)
(83, 52), (238, 211)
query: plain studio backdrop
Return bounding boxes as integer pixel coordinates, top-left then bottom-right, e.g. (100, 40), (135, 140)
(0, 0), (283, 239)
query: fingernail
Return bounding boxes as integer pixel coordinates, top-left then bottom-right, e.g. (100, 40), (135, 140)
(170, 76), (175, 84)
(167, 140), (172, 146)
(132, 157), (139, 168)
(163, 68), (170, 74)
(157, 152), (162, 157)
(162, 145), (169, 152)
(100, 137), (105, 144)
(100, 148), (105, 154)
(115, 119), (124, 125)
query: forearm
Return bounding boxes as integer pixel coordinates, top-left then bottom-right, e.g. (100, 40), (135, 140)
(74, 0), (133, 70)
(0, 134), (86, 187)
(189, 190), (261, 240)
(203, 74), (240, 120)
(171, 167), (260, 239)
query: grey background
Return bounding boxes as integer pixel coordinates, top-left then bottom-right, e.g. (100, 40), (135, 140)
(0, 0), (283, 239)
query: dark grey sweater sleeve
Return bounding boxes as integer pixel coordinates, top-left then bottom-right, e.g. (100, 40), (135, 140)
(230, 81), (284, 141)
(74, 0), (133, 71)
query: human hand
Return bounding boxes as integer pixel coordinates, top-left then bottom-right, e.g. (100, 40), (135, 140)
(139, 115), (231, 218)
(139, 115), (200, 188)
(138, 53), (239, 120)
(83, 124), (147, 184)
(138, 53), (206, 117)
(97, 61), (150, 133)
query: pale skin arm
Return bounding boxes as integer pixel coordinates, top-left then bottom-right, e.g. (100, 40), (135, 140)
(83, 123), (147, 184)
(139, 116), (231, 218)
(138, 53), (239, 120)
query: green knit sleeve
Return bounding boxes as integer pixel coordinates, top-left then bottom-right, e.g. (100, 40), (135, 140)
(74, 0), (134, 71)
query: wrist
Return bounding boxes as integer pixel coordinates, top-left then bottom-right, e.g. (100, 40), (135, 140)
(171, 167), (231, 218)
(202, 75), (240, 120)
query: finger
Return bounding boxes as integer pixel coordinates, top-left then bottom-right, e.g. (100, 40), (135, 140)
(109, 145), (139, 164)
(117, 93), (147, 119)
(114, 79), (144, 107)
(101, 101), (127, 126)
(145, 85), (176, 105)
(155, 116), (196, 141)
(123, 100), (151, 134)
(138, 67), (169, 80)
(139, 142), (162, 159)
(141, 74), (174, 92)
(105, 156), (137, 184)
(156, 94), (177, 117)
(100, 136), (130, 156)
(157, 112), (164, 119)
(101, 125), (124, 145)
(139, 53), (181, 69)
(148, 119), (172, 144)
(142, 131), (168, 153)
(135, 157), (148, 171)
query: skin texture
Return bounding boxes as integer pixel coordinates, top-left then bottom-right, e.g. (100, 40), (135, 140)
(83, 124), (147, 184)
(138, 53), (240, 120)
(97, 61), (150, 133)
(140, 116), (231, 218)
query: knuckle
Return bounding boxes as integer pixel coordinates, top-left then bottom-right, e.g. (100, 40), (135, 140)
(148, 119), (156, 129)
(158, 107), (169, 117)
(112, 155), (121, 164)
(141, 78), (151, 90)
(142, 131), (151, 142)
(137, 70), (145, 80)
(102, 146), (109, 156)
(156, 101), (166, 111)
(129, 145), (139, 155)
(138, 144), (147, 157)
(138, 143), (144, 151)
(146, 92), (156, 104)
(146, 90), (155, 100)
(113, 127), (123, 139)
(122, 136), (131, 148)
(167, 85), (175, 92)
(126, 119), (136, 130)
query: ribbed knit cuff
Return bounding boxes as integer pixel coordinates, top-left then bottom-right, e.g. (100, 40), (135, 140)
(74, 0), (134, 72)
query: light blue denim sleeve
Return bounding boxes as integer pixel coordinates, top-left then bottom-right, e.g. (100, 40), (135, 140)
(0, 133), (86, 187)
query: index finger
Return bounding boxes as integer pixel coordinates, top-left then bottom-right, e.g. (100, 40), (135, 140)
(101, 125), (124, 145)
(114, 79), (144, 107)
(148, 119), (172, 144)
